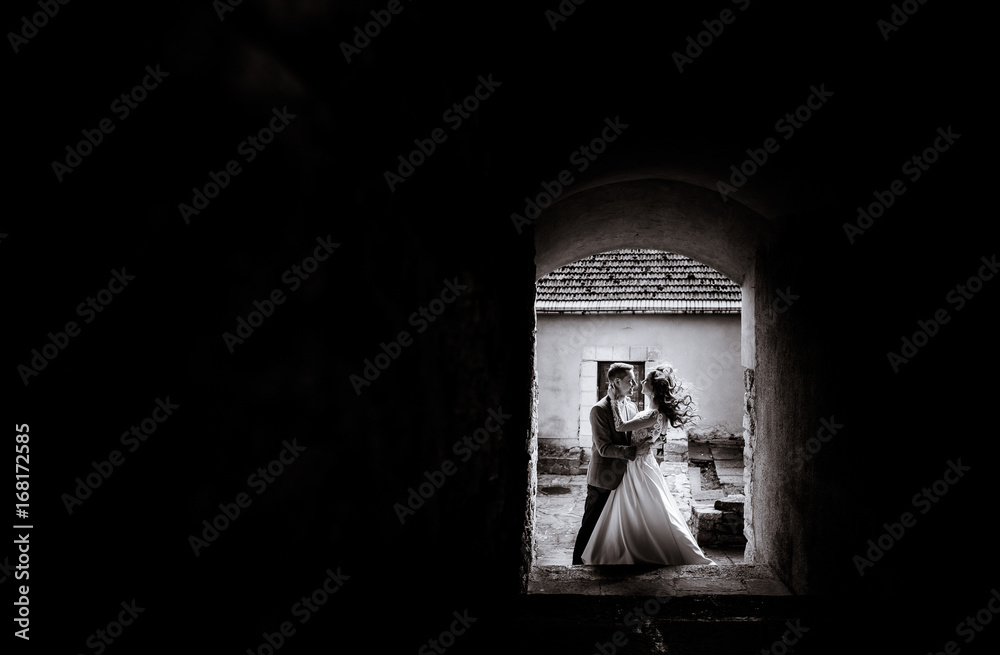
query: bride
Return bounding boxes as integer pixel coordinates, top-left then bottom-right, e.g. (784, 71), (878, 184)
(581, 363), (717, 566)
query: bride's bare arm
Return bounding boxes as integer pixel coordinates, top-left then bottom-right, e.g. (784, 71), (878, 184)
(611, 402), (657, 432)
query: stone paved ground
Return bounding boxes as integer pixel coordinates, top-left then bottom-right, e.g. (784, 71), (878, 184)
(534, 464), (746, 567)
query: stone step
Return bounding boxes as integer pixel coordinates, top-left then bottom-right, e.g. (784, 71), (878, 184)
(717, 470), (744, 479)
(495, 591), (956, 653)
(715, 494), (746, 512)
(692, 504), (723, 517)
(688, 441), (712, 462)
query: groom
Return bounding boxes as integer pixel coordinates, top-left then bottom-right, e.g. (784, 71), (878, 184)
(572, 362), (652, 565)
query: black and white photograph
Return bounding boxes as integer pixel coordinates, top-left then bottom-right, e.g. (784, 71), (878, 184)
(6, 0), (996, 653)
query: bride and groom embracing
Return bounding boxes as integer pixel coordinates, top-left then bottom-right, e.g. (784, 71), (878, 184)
(572, 362), (716, 566)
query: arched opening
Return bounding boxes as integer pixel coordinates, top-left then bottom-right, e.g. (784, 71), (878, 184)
(524, 176), (795, 594)
(533, 247), (747, 571)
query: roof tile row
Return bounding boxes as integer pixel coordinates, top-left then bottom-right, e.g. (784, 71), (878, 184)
(536, 249), (740, 313)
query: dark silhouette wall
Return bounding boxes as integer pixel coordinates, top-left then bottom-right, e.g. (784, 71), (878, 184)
(8, 0), (994, 652)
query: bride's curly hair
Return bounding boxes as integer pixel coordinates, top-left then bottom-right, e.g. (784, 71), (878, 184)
(646, 362), (700, 429)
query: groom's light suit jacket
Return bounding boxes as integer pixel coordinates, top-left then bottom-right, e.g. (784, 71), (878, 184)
(588, 395), (637, 490)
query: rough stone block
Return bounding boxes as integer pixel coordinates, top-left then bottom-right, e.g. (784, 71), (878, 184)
(714, 494), (746, 512)
(537, 456), (583, 475)
(538, 440), (576, 456)
(664, 440), (688, 461)
(688, 425), (730, 442)
(691, 506), (722, 531)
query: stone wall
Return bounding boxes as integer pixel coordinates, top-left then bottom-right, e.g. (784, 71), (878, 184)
(689, 494), (746, 547)
(535, 313), (744, 452)
(743, 367), (756, 563)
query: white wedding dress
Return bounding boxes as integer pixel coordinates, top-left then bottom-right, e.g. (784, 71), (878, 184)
(581, 406), (716, 565)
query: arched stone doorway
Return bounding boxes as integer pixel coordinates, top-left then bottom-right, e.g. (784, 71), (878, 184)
(525, 175), (787, 589)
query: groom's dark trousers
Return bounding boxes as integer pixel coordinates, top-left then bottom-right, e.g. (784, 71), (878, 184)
(572, 485), (613, 564)
(572, 395), (636, 565)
